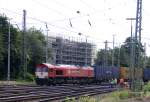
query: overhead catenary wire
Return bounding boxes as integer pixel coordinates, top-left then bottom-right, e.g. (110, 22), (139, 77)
(31, 0), (99, 28)
(0, 7), (75, 23)
(79, 0), (99, 12)
(49, 0), (76, 13)
(0, 10), (97, 46)
(30, 0), (66, 17)
(0, 0), (149, 49)
(0, 13), (124, 49)
(0, 7), (119, 38)
(0, 8), (80, 33)
(1, 8), (93, 34)
(1, 0), (150, 60)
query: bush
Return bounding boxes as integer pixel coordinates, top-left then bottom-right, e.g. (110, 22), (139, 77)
(65, 96), (96, 102)
(17, 72), (35, 82)
(119, 90), (129, 99)
(143, 81), (150, 94)
(25, 73), (35, 82)
(109, 90), (129, 99)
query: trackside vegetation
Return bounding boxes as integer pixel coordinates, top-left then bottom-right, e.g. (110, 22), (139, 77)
(64, 82), (150, 102)
(0, 15), (50, 80)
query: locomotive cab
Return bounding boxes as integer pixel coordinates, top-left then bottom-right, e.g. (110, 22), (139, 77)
(35, 64), (49, 85)
(36, 66), (48, 78)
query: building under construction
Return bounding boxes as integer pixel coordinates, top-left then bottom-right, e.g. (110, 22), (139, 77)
(48, 36), (96, 66)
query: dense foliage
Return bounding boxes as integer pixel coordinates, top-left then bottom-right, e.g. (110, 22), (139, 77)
(95, 37), (148, 67)
(0, 15), (47, 80)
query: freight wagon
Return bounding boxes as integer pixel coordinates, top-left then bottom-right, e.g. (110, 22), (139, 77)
(120, 67), (143, 81)
(143, 68), (150, 82)
(94, 66), (120, 83)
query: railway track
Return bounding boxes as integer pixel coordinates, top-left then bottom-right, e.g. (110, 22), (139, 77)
(0, 84), (116, 102)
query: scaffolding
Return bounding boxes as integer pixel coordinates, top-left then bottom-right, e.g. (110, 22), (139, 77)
(47, 36), (96, 66)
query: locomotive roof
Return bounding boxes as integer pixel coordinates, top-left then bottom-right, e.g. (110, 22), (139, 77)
(37, 63), (93, 70)
(37, 63), (54, 67)
(57, 64), (76, 67)
(55, 65), (77, 69)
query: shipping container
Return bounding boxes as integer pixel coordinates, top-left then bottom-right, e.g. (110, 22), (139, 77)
(120, 67), (129, 79)
(143, 68), (150, 82)
(94, 66), (119, 82)
(120, 67), (143, 81)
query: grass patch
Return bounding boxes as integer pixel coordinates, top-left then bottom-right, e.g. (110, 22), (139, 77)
(0, 80), (35, 85)
(17, 72), (35, 82)
(109, 90), (130, 99)
(15, 80), (35, 85)
(64, 90), (131, 102)
(143, 81), (150, 98)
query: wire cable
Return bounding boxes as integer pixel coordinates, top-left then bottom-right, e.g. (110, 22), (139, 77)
(30, 0), (66, 16)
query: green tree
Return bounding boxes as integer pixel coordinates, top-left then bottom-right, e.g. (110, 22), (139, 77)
(10, 28), (22, 79)
(94, 49), (112, 66)
(0, 15), (49, 80)
(94, 49), (105, 65)
(95, 37), (145, 67)
(0, 15), (8, 79)
(0, 15), (22, 79)
(25, 28), (46, 74)
(121, 37), (144, 67)
(145, 57), (150, 68)
(0, 32), (4, 64)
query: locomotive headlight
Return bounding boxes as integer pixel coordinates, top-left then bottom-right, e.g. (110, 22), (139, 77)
(45, 76), (48, 78)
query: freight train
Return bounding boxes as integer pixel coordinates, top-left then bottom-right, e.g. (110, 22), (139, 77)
(35, 63), (149, 85)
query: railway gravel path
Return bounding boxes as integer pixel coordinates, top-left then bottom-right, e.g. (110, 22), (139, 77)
(0, 84), (116, 102)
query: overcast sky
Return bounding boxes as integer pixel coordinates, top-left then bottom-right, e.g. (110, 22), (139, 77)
(0, 0), (150, 55)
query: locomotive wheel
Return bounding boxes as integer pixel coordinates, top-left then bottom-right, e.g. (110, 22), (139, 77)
(46, 80), (51, 86)
(35, 80), (40, 85)
(52, 80), (56, 86)
(35, 78), (41, 85)
(36, 79), (44, 86)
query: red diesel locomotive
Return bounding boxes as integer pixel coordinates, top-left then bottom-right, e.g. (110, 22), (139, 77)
(35, 63), (94, 85)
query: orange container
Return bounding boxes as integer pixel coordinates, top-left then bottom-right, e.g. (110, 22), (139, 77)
(120, 67), (143, 80)
(120, 67), (129, 79)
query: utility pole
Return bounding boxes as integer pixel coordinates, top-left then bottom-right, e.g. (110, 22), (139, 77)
(143, 43), (146, 69)
(130, 0), (143, 91)
(126, 18), (136, 37)
(7, 19), (11, 83)
(117, 43), (120, 67)
(135, 0), (142, 69)
(22, 10), (27, 79)
(45, 23), (49, 63)
(104, 40), (108, 66)
(112, 35), (115, 67)
(126, 18), (136, 88)
(85, 37), (87, 66)
(135, 0), (142, 42)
